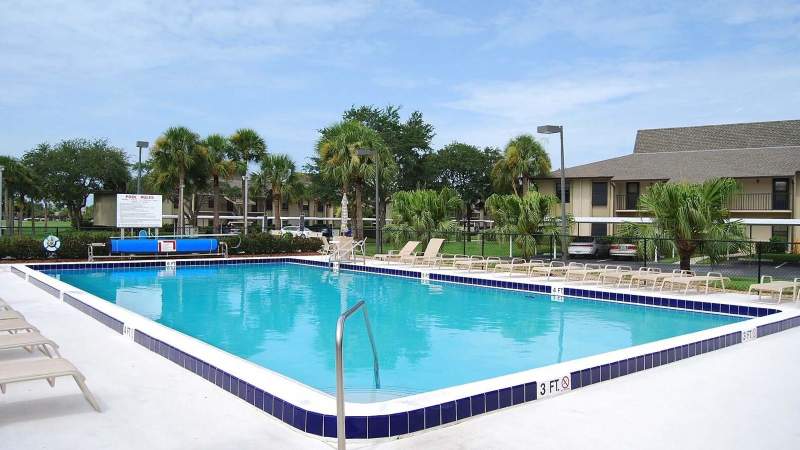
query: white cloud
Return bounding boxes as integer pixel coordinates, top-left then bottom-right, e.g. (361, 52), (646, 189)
(437, 52), (800, 165)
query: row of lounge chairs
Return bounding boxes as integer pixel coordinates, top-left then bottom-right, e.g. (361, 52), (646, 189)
(365, 240), (798, 300)
(0, 297), (100, 411)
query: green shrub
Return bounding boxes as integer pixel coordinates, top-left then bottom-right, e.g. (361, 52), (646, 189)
(0, 236), (45, 259)
(229, 233), (321, 255)
(0, 231), (319, 260)
(765, 236), (789, 254)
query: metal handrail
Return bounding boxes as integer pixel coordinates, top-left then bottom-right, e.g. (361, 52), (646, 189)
(335, 300), (380, 450)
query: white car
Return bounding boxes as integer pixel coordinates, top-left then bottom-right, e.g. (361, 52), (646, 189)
(280, 226), (320, 238)
(568, 238), (610, 257)
(609, 243), (638, 258)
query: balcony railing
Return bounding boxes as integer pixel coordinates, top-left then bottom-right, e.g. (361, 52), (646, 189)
(615, 194), (641, 211)
(614, 193), (791, 211)
(727, 193), (791, 211)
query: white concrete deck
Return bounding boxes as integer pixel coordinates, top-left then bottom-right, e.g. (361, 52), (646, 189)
(2, 262), (799, 449)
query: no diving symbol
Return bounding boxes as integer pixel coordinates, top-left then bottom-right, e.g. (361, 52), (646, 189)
(561, 376), (570, 390)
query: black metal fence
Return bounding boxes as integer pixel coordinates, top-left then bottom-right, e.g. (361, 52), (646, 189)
(361, 229), (800, 291)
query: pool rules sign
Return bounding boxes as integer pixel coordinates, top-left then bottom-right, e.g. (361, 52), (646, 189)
(116, 194), (163, 228)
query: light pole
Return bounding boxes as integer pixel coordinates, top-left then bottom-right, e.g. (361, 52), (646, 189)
(242, 175), (250, 236)
(0, 166), (4, 236)
(357, 148), (381, 253)
(537, 125), (568, 261)
(136, 141), (149, 194)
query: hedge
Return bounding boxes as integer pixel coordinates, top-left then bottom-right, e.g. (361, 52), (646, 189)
(224, 233), (322, 255)
(0, 232), (321, 260)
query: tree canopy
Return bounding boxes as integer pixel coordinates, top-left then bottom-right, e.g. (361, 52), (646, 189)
(343, 105), (434, 192)
(427, 142), (501, 218)
(22, 138), (129, 228)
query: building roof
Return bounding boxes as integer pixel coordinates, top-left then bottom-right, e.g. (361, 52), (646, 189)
(550, 146), (800, 182)
(634, 120), (800, 154)
(545, 120), (800, 182)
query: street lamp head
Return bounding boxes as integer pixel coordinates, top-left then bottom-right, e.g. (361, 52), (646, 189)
(136, 140), (149, 148)
(537, 125), (562, 134)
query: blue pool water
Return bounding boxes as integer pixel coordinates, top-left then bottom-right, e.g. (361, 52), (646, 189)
(47, 262), (744, 399)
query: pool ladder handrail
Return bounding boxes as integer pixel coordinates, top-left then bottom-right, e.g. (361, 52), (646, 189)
(335, 300), (380, 450)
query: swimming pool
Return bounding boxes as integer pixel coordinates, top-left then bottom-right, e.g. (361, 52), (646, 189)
(20, 257), (799, 440)
(45, 261), (743, 399)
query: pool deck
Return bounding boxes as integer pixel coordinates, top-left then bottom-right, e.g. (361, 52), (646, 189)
(2, 259), (799, 449)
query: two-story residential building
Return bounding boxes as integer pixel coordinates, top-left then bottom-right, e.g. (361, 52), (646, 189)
(93, 174), (338, 230)
(533, 120), (800, 243)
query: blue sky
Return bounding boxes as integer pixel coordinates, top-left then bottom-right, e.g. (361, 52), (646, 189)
(1, 0), (799, 169)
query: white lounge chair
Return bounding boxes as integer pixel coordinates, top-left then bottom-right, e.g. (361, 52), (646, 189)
(373, 241), (420, 264)
(453, 256), (502, 272)
(0, 310), (25, 321)
(317, 236), (333, 255)
(527, 261), (569, 279)
(0, 319), (39, 334)
(661, 271), (728, 294)
(431, 254), (470, 269)
(0, 357), (101, 412)
(400, 238), (445, 267)
(564, 263), (608, 283)
(599, 266), (634, 287)
(629, 268), (686, 290)
(748, 276), (800, 303)
(493, 259), (545, 276)
(0, 331), (60, 358)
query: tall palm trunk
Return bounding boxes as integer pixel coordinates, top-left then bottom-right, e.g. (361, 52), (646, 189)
(273, 190), (282, 230)
(677, 239), (695, 271)
(354, 182), (364, 240)
(521, 176), (529, 196)
(4, 190), (11, 235)
(178, 170), (185, 235)
(213, 175), (221, 233)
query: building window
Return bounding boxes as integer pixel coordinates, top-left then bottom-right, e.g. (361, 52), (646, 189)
(555, 181), (570, 203)
(591, 182), (607, 206)
(302, 202), (310, 213)
(772, 225), (789, 242)
(208, 196), (214, 208)
(281, 198), (289, 210)
(773, 178), (790, 210)
(266, 199), (272, 211)
(626, 182), (640, 210)
(316, 202), (324, 213)
(591, 223), (607, 237)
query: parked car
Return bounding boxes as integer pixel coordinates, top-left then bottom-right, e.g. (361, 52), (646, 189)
(568, 237), (610, 257)
(609, 243), (638, 258)
(280, 226), (320, 238)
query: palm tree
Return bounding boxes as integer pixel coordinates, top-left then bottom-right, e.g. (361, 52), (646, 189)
(203, 134), (240, 233)
(492, 134), (551, 196)
(252, 154), (296, 230)
(315, 120), (385, 239)
(229, 128), (267, 172)
(485, 191), (562, 257)
(386, 187), (463, 241)
(150, 126), (204, 234)
(638, 178), (745, 271)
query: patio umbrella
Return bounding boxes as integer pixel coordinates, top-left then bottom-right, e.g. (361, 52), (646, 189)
(340, 194), (349, 234)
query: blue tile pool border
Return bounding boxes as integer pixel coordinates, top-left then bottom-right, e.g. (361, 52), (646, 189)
(18, 258), (799, 440)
